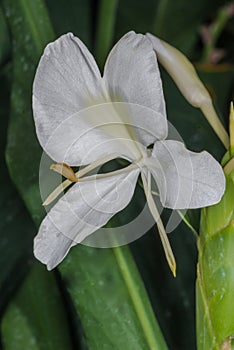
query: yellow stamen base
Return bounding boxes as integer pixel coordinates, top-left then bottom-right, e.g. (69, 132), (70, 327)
(50, 162), (78, 182)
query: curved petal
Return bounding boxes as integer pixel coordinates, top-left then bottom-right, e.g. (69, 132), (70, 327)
(148, 140), (225, 209)
(103, 31), (168, 143)
(33, 33), (104, 154)
(34, 168), (140, 270)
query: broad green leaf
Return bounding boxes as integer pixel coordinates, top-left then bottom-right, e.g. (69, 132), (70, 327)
(1, 1), (74, 348)
(0, 67), (34, 312)
(0, 5), (10, 66)
(131, 221), (198, 350)
(60, 243), (168, 350)
(3, 0), (54, 225)
(3, 1), (169, 349)
(1, 263), (73, 350)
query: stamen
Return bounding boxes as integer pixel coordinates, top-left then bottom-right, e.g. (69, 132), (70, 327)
(43, 153), (123, 206)
(229, 101), (234, 156)
(141, 170), (176, 277)
(224, 157), (234, 175)
(50, 163), (78, 182)
(43, 179), (71, 206)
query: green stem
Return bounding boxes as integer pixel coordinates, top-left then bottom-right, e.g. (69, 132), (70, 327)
(177, 210), (199, 240)
(113, 245), (168, 350)
(202, 3), (232, 64)
(229, 102), (234, 157)
(94, 0), (118, 69)
(152, 0), (169, 36)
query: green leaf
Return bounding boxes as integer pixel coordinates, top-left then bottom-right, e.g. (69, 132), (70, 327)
(1, 1), (73, 348)
(0, 66), (34, 311)
(3, 1), (169, 349)
(3, 0), (54, 225)
(131, 217), (198, 350)
(60, 244), (168, 350)
(1, 263), (74, 350)
(0, 5), (10, 66)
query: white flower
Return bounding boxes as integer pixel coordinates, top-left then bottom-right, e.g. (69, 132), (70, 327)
(33, 31), (225, 275)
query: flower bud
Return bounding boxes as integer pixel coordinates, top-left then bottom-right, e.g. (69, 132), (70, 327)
(147, 33), (229, 149)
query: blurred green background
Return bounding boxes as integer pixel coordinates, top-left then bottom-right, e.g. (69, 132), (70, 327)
(0, 0), (233, 349)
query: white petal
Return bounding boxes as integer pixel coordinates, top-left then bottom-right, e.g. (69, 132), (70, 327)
(148, 140), (225, 209)
(147, 33), (229, 149)
(34, 168), (140, 269)
(45, 101), (171, 166)
(33, 32), (168, 165)
(33, 33), (104, 155)
(103, 31), (168, 142)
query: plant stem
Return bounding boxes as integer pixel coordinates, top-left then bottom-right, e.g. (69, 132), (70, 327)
(152, 0), (169, 37)
(229, 101), (234, 157)
(202, 2), (234, 63)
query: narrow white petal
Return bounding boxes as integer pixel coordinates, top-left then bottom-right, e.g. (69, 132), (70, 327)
(103, 31), (168, 143)
(33, 33), (104, 157)
(148, 140), (225, 209)
(34, 168), (140, 270)
(147, 33), (229, 149)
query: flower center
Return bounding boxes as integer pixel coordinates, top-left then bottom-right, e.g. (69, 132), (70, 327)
(133, 155), (150, 170)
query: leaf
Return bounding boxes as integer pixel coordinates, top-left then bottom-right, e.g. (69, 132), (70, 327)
(60, 244), (168, 350)
(130, 208), (198, 350)
(1, 1), (74, 348)
(1, 263), (74, 350)
(3, 0), (54, 226)
(3, 1), (169, 349)
(0, 5), (10, 66)
(0, 66), (34, 312)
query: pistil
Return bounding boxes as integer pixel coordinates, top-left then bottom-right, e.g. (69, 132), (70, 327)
(141, 170), (176, 277)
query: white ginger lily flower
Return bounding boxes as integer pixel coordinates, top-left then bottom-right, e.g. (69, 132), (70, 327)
(33, 31), (225, 276)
